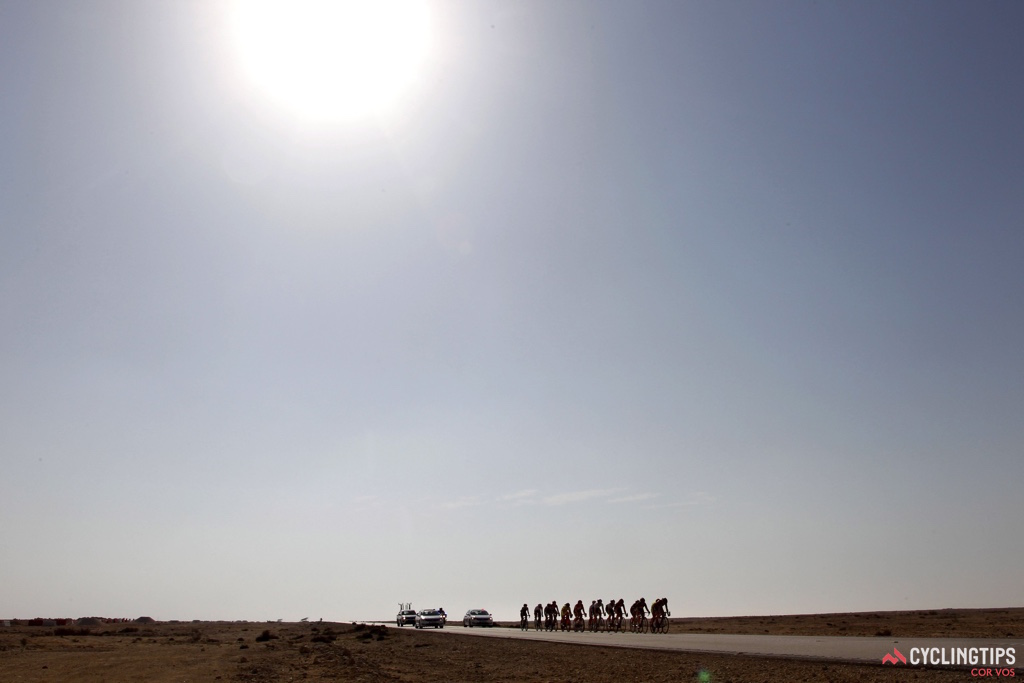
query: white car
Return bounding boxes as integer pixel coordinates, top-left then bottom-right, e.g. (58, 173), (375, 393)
(415, 609), (445, 629)
(396, 609), (417, 627)
(462, 609), (494, 627)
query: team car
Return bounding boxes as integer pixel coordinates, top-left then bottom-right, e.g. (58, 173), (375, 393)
(396, 609), (417, 626)
(462, 609), (494, 627)
(415, 609), (445, 629)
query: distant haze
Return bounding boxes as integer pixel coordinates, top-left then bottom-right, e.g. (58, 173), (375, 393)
(1, 0), (1022, 622)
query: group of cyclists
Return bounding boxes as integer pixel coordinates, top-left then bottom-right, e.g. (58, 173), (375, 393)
(520, 597), (670, 633)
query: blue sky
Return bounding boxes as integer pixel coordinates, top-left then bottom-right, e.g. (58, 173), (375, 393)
(2, 0), (1022, 622)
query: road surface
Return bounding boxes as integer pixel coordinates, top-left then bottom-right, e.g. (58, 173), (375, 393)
(429, 626), (1023, 668)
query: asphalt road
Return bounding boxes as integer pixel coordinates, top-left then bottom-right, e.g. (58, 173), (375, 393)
(429, 626), (1023, 668)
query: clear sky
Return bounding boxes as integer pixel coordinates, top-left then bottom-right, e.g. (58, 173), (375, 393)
(2, 0), (1022, 622)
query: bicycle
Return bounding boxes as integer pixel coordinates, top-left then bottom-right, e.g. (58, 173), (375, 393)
(606, 612), (620, 632)
(560, 614), (571, 632)
(520, 614), (529, 631)
(573, 615), (585, 632)
(636, 614), (649, 633)
(651, 611), (670, 634)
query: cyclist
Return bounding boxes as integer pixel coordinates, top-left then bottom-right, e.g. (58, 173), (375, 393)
(534, 603), (543, 630)
(560, 602), (572, 631)
(587, 600), (597, 629)
(520, 604), (530, 629)
(593, 599), (606, 630)
(612, 598), (626, 630)
(652, 597), (669, 619)
(630, 598), (649, 630)
(629, 599), (641, 627)
(546, 601), (558, 630)
(636, 598), (650, 630)
(605, 598), (617, 629)
(573, 600), (586, 631)
(610, 593), (626, 626)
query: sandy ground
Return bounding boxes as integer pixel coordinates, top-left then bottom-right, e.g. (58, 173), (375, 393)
(662, 607), (1024, 638)
(1, 608), (1020, 682)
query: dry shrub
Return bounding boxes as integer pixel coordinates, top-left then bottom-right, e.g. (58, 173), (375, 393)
(54, 628), (91, 637)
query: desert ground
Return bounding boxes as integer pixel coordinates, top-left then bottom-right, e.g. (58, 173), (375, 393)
(1, 608), (1021, 682)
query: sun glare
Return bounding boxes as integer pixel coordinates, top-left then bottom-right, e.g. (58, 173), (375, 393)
(229, 0), (432, 123)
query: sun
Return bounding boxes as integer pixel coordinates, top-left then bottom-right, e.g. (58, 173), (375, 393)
(228, 0), (432, 123)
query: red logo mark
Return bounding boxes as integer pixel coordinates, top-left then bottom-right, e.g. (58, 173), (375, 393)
(882, 648), (906, 665)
